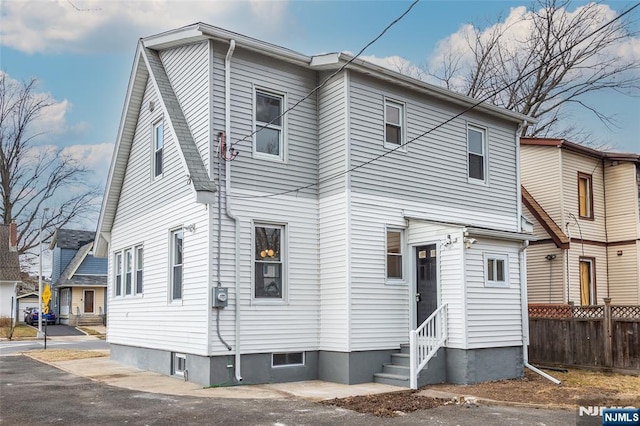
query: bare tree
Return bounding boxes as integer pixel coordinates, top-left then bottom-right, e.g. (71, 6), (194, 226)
(427, 0), (640, 139)
(0, 73), (101, 257)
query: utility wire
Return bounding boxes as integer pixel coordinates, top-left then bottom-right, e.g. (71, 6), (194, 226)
(232, 2), (640, 200)
(230, 0), (420, 149)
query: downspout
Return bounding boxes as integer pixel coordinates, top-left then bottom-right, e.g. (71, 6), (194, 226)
(566, 223), (572, 304)
(520, 240), (561, 384)
(224, 39), (242, 383)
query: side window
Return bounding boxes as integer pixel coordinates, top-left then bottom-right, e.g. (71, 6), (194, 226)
(579, 257), (596, 305)
(484, 253), (509, 288)
(384, 99), (404, 148)
(386, 229), (404, 281)
(135, 245), (144, 295)
(115, 253), (122, 297)
(170, 229), (184, 301)
(254, 90), (284, 160)
(467, 125), (487, 182)
(578, 172), (593, 219)
(125, 249), (132, 295)
(254, 224), (284, 299)
(153, 119), (164, 178)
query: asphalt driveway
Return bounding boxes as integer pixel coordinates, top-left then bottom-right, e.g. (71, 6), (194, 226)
(0, 356), (577, 426)
(39, 324), (85, 336)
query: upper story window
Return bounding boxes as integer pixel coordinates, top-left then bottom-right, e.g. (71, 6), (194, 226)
(484, 253), (509, 288)
(578, 172), (593, 219)
(254, 90), (284, 160)
(254, 224), (284, 299)
(114, 253), (122, 297)
(170, 229), (184, 301)
(467, 125), (487, 183)
(385, 99), (404, 148)
(386, 229), (404, 281)
(153, 120), (164, 178)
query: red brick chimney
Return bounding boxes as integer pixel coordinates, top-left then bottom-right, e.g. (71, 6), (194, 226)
(9, 221), (17, 251)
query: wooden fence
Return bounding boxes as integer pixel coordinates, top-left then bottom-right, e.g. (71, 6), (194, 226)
(528, 300), (640, 371)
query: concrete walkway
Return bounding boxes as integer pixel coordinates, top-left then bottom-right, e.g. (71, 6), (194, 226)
(47, 355), (409, 401)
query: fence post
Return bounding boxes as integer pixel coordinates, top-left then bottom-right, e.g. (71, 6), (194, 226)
(603, 298), (612, 369)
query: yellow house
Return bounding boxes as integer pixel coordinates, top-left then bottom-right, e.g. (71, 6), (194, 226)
(521, 138), (640, 305)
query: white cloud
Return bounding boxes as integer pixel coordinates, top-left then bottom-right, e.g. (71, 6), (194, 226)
(1, 0), (292, 54)
(61, 142), (114, 184)
(359, 54), (426, 81)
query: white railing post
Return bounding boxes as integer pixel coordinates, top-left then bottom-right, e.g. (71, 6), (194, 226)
(409, 329), (417, 389)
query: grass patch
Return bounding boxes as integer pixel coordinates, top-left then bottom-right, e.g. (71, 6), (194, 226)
(0, 322), (37, 339)
(78, 327), (104, 336)
(27, 349), (109, 362)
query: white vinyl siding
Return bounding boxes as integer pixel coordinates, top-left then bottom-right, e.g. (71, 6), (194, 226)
(348, 73), (520, 232)
(108, 74), (210, 356)
(525, 243), (565, 304)
(465, 239), (523, 349)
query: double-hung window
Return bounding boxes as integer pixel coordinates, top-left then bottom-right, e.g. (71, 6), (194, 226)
(578, 172), (593, 219)
(386, 229), (404, 280)
(254, 224), (284, 299)
(254, 90), (284, 160)
(385, 99), (404, 147)
(153, 120), (164, 178)
(579, 257), (596, 305)
(484, 253), (509, 288)
(135, 245), (143, 294)
(115, 253), (122, 296)
(170, 229), (184, 301)
(125, 249), (133, 295)
(467, 125), (487, 182)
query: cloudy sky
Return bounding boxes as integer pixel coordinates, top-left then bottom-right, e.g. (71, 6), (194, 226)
(1, 0), (639, 197)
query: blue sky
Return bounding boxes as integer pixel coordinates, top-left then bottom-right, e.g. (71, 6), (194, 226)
(1, 0), (639, 194)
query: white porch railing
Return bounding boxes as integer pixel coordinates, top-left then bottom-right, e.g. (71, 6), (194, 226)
(409, 303), (448, 389)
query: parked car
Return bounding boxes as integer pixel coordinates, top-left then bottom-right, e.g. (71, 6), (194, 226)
(24, 308), (56, 325)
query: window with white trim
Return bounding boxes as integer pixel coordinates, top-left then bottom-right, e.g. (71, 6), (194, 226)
(467, 124), (486, 182)
(170, 229), (184, 301)
(254, 224), (284, 299)
(386, 229), (404, 280)
(385, 99), (404, 147)
(153, 120), (164, 178)
(173, 353), (186, 376)
(254, 90), (284, 160)
(135, 245), (143, 295)
(125, 248), (133, 295)
(114, 253), (122, 296)
(484, 253), (509, 288)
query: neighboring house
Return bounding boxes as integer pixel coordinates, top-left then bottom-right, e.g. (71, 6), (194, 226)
(0, 223), (21, 322)
(50, 229), (107, 326)
(521, 137), (640, 305)
(95, 23), (535, 388)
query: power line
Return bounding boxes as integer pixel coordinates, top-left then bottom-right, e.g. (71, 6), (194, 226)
(230, 0), (420, 149)
(231, 2), (640, 200)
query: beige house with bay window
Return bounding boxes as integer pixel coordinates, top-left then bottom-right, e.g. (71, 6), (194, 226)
(521, 137), (640, 305)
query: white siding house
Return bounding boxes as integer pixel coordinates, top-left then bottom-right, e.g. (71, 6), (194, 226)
(95, 24), (534, 387)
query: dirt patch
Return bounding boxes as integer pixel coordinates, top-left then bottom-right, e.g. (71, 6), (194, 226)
(322, 369), (640, 417)
(430, 369), (640, 407)
(26, 349), (109, 362)
(322, 391), (450, 417)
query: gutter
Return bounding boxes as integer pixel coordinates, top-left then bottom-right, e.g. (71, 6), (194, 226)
(224, 39), (242, 383)
(519, 240), (561, 385)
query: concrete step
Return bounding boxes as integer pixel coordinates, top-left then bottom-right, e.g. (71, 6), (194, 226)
(390, 353), (410, 367)
(76, 317), (104, 326)
(400, 343), (410, 354)
(373, 372), (410, 388)
(382, 363), (410, 376)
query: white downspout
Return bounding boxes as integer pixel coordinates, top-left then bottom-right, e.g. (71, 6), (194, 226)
(519, 240), (561, 384)
(224, 39), (242, 383)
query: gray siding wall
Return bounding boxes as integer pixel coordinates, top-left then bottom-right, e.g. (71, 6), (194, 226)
(75, 255), (108, 275)
(348, 73), (520, 231)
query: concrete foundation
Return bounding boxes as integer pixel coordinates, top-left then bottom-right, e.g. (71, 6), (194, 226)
(110, 343), (524, 387)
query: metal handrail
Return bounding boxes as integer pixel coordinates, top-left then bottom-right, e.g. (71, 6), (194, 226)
(409, 303), (447, 389)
